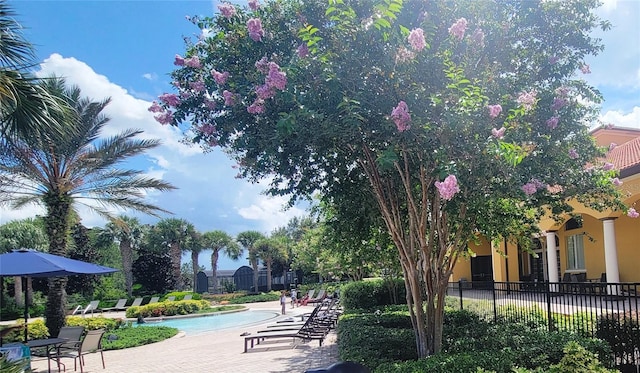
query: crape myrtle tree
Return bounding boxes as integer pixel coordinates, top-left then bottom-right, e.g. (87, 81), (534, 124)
(156, 0), (629, 357)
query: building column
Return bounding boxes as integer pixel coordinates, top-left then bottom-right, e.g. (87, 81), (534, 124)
(546, 231), (559, 291)
(602, 218), (620, 295)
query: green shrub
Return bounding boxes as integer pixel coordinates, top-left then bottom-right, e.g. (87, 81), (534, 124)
(125, 299), (209, 318)
(227, 292), (280, 304)
(102, 325), (178, 350)
(165, 291), (201, 301)
(374, 350), (516, 373)
(66, 316), (121, 331)
(496, 304), (549, 331)
(340, 279), (405, 312)
(596, 311), (640, 366)
(1, 319), (49, 342)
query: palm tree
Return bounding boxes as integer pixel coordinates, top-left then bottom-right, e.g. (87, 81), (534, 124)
(99, 216), (144, 297)
(0, 2), (66, 138)
(185, 230), (204, 291)
(0, 78), (175, 336)
(254, 237), (286, 292)
(201, 230), (241, 293)
(148, 218), (197, 291)
(237, 231), (264, 293)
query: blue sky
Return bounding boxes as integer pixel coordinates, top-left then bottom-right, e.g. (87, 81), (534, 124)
(2, 0), (639, 270)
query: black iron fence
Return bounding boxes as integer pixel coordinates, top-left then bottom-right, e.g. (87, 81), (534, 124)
(447, 280), (640, 371)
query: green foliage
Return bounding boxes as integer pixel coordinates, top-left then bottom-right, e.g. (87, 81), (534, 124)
(0, 355), (29, 373)
(125, 299), (210, 318)
(165, 291), (201, 301)
(595, 311), (640, 365)
(226, 292), (280, 304)
(340, 279), (406, 312)
(1, 319), (49, 343)
(101, 325), (178, 350)
(66, 316), (121, 331)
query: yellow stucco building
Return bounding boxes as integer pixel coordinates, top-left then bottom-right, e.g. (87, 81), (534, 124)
(451, 126), (640, 286)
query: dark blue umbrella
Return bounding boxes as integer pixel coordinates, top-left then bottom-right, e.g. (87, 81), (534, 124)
(0, 249), (118, 341)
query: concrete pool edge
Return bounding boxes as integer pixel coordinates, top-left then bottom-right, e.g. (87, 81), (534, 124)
(126, 306), (251, 323)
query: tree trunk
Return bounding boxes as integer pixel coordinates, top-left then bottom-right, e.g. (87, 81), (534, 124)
(251, 259), (259, 292)
(266, 260), (272, 291)
(120, 240), (134, 297)
(43, 193), (72, 337)
(170, 242), (182, 290)
(191, 250), (199, 292)
(13, 276), (23, 308)
(211, 250), (219, 293)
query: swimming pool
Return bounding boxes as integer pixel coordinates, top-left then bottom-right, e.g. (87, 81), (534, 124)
(137, 310), (279, 335)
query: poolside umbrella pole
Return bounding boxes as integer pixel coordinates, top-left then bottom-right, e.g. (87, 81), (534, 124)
(0, 249), (118, 341)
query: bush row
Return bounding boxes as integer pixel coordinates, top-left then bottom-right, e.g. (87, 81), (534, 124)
(125, 299), (210, 318)
(340, 278), (406, 312)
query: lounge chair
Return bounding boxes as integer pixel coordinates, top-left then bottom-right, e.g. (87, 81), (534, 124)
(244, 305), (330, 352)
(130, 297), (143, 307)
(183, 294), (193, 301)
(73, 300), (101, 316)
(101, 299), (127, 312)
(50, 329), (106, 373)
(166, 296), (176, 302)
(148, 296), (160, 304)
(308, 289), (326, 304)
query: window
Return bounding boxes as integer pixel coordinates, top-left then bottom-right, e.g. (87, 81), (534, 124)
(566, 234), (585, 270)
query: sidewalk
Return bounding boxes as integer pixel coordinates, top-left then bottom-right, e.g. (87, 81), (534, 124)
(27, 301), (340, 373)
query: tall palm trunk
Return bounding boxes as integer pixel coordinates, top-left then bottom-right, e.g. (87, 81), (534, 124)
(251, 259), (259, 293)
(120, 240), (134, 297)
(266, 259), (272, 292)
(211, 250), (219, 293)
(191, 250), (199, 292)
(13, 276), (23, 308)
(169, 242), (182, 290)
(43, 193), (71, 337)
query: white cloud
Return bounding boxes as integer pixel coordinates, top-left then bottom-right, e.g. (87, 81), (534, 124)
(1, 53), (307, 236)
(599, 106), (640, 130)
(142, 72), (157, 81)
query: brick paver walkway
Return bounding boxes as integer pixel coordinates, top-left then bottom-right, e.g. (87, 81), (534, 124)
(27, 301), (339, 373)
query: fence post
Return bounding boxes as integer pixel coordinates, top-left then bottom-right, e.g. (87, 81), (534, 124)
(458, 279), (464, 310)
(492, 280), (497, 322)
(545, 281), (553, 332)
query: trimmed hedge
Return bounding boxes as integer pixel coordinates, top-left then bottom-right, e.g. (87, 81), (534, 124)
(340, 279), (406, 312)
(125, 299), (210, 318)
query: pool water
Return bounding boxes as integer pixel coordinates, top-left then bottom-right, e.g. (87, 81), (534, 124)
(137, 310), (278, 334)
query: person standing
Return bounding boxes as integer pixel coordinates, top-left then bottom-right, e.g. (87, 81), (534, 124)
(280, 290), (287, 315)
(290, 287), (298, 308)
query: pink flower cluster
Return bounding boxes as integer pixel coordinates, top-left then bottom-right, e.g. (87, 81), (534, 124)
(487, 104), (502, 119)
(568, 148), (579, 159)
(521, 179), (545, 196)
(204, 98), (216, 109)
(471, 28), (484, 47)
(223, 90), (236, 106)
(628, 208), (639, 218)
(551, 97), (568, 111)
(395, 47), (416, 63)
(609, 142), (617, 151)
(491, 127), (505, 139)
(517, 90), (537, 111)
(391, 101), (411, 132)
(247, 18), (264, 42)
(602, 162), (614, 171)
(611, 178), (623, 187)
(218, 3), (236, 19)
(190, 79), (205, 93)
(184, 56), (201, 69)
(408, 28), (426, 51)
(174, 54), (185, 66)
(159, 93), (180, 107)
(212, 69), (230, 85)
(448, 18), (468, 40)
(148, 101), (163, 113)
(435, 175), (460, 201)
(200, 124), (216, 136)
(248, 61), (287, 114)
(247, 100), (265, 114)
(546, 117), (559, 129)
(248, 0), (260, 11)
(580, 64), (591, 74)
(297, 44), (309, 58)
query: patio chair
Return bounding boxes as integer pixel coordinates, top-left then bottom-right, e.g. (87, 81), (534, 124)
(166, 296), (176, 302)
(51, 326), (85, 372)
(73, 300), (101, 316)
(130, 297), (144, 307)
(101, 299), (127, 312)
(308, 289), (326, 304)
(51, 328), (106, 373)
(148, 296), (160, 304)
(183, 294), (193, 301)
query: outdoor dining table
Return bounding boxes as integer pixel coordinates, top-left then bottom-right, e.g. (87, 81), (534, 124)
(27, 337), (68, 373)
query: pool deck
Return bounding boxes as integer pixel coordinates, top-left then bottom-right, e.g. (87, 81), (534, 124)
(24, 301), (340, 373)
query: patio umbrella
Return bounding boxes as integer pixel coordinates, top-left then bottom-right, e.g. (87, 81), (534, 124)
(0, 249), (118, 341)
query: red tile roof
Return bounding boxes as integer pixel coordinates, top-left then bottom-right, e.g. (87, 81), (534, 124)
(607, 136), (640, 171)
